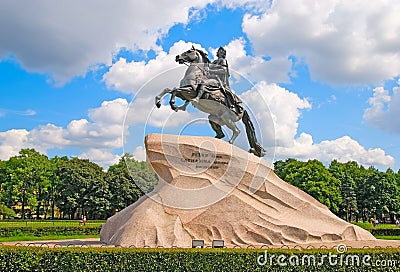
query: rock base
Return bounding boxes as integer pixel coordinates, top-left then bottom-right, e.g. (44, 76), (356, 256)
(100, 134), (374, 247)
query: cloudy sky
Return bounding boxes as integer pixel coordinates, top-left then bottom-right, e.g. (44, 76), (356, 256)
(0, 0), (399, 170)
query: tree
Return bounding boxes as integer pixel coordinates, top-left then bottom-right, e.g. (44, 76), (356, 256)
(106, 154), (145, 216)
(274, 159), (342, 214)
(56, 157), (110, 219)
(356, 167), (399, 222)
(2, 149), (52, 219)
(329, 160), (361, 221)
(0, 203), (15, 218)
(124, 154), (159, 194)
(340, 173), (358, 221)
(45, 156), (69, 219)
(0, 160), (15, 218)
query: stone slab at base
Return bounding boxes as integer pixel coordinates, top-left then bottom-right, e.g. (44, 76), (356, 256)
(100, 134), (375, 248)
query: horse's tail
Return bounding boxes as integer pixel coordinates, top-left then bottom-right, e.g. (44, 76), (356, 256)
(242, 110), (265, 157)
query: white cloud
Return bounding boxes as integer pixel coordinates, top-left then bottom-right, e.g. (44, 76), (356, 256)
(0, 108), (36, 117)
(276, 133), (395, 168)
(363, 85), (400, 134)
(0, 129), (30, 160)
(125, 96), (204, 129)
(103, 40), (207, 94)
(0, 98), (128, 167)
(240, 81), (311, 147)
(3, 0), (399, 86)
(0, 1), (215, 83)
(133, 146), (146, 162)
(239, 82), (394, 168)
(79, 149), (121, 169)
(88, 98), (129, 125)
(29, 124), (69, 150)
(0, 0), (271, 84)
(242, 0), (400, 85)
(210, 38), (291, 84)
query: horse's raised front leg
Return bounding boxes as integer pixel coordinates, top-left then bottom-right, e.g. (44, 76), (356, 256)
(169, 89), (178, 111)
(155, 88), (172, 108)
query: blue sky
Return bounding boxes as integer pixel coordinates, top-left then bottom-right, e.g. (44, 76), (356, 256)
(0, 1), (399, 170)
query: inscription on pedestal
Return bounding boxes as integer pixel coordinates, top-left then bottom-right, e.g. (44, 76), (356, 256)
(181, 152), (229, 169)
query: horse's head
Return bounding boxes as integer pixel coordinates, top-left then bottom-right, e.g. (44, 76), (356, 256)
(175, 46), (210, 64)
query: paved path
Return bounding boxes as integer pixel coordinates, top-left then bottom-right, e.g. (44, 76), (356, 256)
(1, 238), (103, 247)
(2, 238), (400, 249)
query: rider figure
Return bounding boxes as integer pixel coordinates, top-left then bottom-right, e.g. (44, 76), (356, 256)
(192, 47), (243, 114)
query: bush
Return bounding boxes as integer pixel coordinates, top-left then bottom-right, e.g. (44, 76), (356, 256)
(0, 226), (101, 237)
(371, 228), (400, 237)
(0, 205), (15, 219)
(0, 247), (399, 271)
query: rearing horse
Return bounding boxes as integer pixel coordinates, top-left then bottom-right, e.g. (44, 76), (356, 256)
(155, 46), (265, 157)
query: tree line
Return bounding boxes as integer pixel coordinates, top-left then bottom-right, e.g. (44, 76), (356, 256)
(0, 149), (158, 220)
(1, 148), (398, 223)
(274, 159), (400, 223)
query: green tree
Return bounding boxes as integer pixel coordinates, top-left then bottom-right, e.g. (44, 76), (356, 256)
(0, 160), (15, 218)
(274, 159), (342, 214)
(340, 173), (358, 221)
(329, 160), (371, 221)
(106, 154), (145, 215)
(0, 158), (18, 212)
(2, 149), (52, 219)
(56, 157), (110, 219)
(358, 167), (399, 222)
(329, 160), (361, 221)
(124, 154), (159, 194)
(0, 203), (15, 218)
(45, 156), (69, 219)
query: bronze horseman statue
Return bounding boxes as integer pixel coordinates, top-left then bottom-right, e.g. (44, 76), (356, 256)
(155, 46), (265, 157)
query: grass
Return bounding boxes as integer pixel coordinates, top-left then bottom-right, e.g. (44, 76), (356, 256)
(0, 234), (100, 242)
(352, 222), (399, 230)
(376, 235), (400, 240)
(0, 220), (104, 228)
(0, 220), (103, 242)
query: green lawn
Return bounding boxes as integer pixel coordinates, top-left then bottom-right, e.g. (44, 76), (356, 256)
(0, 220), (104, 228)
(352, 222), (399, 230)
(0, 234), (100, 242)
(375, 235), (400, 240)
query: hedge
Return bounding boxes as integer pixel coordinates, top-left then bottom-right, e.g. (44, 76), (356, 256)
(0, 247), (399, 271)
(0, 226), (101, 237)
(371, 228), (400, 237)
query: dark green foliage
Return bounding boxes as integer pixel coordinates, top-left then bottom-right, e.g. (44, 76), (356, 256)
(56, 157), (110, 219)
(340, 174), (358, 221)
(0, 225), (100, 237)
(105, 154), (158, 214)
(370, 228), (400, 237)
(274, 159), (342, 214)
(0, 204), (15, 218)
(0, 149), (160, 220)
(123, 153), (159, 194)
(275, 158), (400, 222)
(1, 147), (400, 222)
(0, 247), (399, 271)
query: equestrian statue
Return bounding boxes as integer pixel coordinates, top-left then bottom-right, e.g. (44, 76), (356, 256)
(155, 46), (265, 157)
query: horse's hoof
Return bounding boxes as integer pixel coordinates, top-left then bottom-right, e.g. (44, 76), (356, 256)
(156, 101), (161, 108)
(215, 133), (224, 139)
